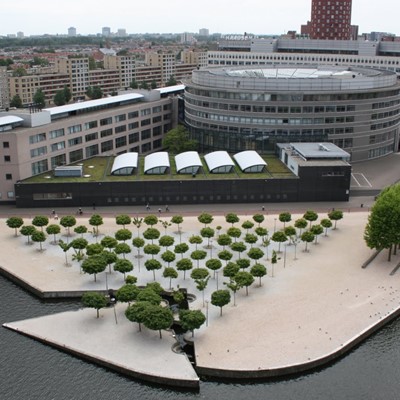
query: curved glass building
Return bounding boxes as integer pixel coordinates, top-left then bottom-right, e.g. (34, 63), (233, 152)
(185, 66), (400, 162)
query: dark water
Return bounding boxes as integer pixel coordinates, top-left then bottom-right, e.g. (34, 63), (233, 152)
(1, 274), (400, 400)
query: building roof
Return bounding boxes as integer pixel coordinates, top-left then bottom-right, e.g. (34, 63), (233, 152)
(44, 93), (144, 116)
(155, 84), (185, 94)
(233, 150), (267, 171)
(0, 116), (23, 126)
(204, 151), (235, 172)
(289, 142), (351, 160)
(174, 151), (202, 173)
(144, 152), (170, 173)
(111, 152), (138, 174)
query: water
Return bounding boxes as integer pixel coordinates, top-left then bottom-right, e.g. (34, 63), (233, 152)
(1, 273), (400, 400)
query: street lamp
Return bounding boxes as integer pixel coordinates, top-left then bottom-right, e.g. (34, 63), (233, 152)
(274, 218), (277, 233)
(205, 300), (209, 327)
(216, 270), (219, 290)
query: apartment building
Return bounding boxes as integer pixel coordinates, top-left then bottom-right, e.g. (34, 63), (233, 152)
(103, 55), (136, 89)
(56, 57), (90, 100)
(0, 67), (9, 109)
(145, 52), (176, 86)
(0, 91), (178, 203)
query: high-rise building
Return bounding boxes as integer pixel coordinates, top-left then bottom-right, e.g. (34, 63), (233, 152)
(199, 28), (209, 36)
(0, 67), (10, 110)
(68, 27), (77, 37)
(102, 27), (111, 37)
(310, 0), (352, 40)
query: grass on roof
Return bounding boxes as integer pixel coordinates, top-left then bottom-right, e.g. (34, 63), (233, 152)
(23, 154), (295, 184)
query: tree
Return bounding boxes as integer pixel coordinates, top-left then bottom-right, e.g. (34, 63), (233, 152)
(143, 304), (174, 339)
(197, 212), (213, 227)
(190, 250), (207, 268)
(161, 250), (176, 267)
(116, 214), (131, 228)
(115, 228), (132, 242)
(33, 89), (46, 108)
(144, 243), (160, 259)
(303, 210), (318, 229)
(125, 301), (152, 332)
(160, 219), (172, 234)
(311, 224), (324, 244)
(171, 215), (183, 233)
(58, 240), (71, 266)
(143, 227), (160, 243)
(54, 89), (66, 106)
(132, 237), (145, 269)
(247, 247), (264, 264)
(217, 233), (232, 249)
(63, 85), (72, 103)
(236, 258), (250, 271)
(166, 75), (177, 86)
(13, 67), (27, 77)
(328, 210), (344, 229)
(115, 242), (131, 259)
(151, 80), (157, 89)
(179, 309), (206, 337)
(253, 213), (265, 227)
(86, 243), (104, 256)
(206, 258), (222, 278)
(218, 249), (233, 264)
(60, 215), (76, 236)
(200, 227), (215, 248)
(251, 263), (267, 286)
(301, 231), (315, 252)
(74, 225), (88, 238)
(211, 290), (231, 316)
(163, 267), (178, 289)
(70, 237), (88, 263)
(136, 288), (162, 305)
(271, 231), (288, 252)
(116, 284), (139, 304)
(159, 235), (174, 249)
(144, 214), (158, 226)
(174, 242), (189, 259)
(82, 292), (108, 318)
(6, 217), (24, 236)
(176, 258), (193, 279)
(244, 233), (258, 248)
(132, 216), (143, 236)
(125, 275), (137, 285)
(294, 218), (308, 236)
(46, 224), (61, 244)
(284, 226), (297, 244)
(32, 215), (49, 232)
(10, 94), (23, 108)
(271, 250), (279, 277)
(227, 227), (241, 242)
(321, 218), (333, 236)
(130, 79), (139, 89)
(191, 268), (210, 306)
(189, 235), (203, 250)
(86, 85), (103, 99)
(114, 258), (133, 279)
(223, 262), (240, 278)
(81, 254), (107, 281)
(225, 279), (241, 306)
(31, 230), (46, 251)
(225, 213), (240, 226)
(279, 212), (292, 229)
(241, 220), (254, 233)
(102, 250), (118, 273)
(234, 271), (254, 296)
(144, 259), (162, 280)
(101, 235), (118, 251)
(89, 214), (103, 236)
(231, 241), (247, 258)
(139, 81), (149, 90)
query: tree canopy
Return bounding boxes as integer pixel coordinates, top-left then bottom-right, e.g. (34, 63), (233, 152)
(162, 125), (197, 154)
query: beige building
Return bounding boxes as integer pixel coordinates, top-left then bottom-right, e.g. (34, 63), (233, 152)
(0, 67), (9, 109)
(56, 57), (90, 100)
(0, 91), (178, 203)
(103, 55), (136, 89)
(181, 50), (208, 67)
(145, 52), (176, 86)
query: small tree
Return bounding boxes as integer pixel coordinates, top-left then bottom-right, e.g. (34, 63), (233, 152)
(211, 290), (231, 316)
(189, 235), (203, 250)
(250, 263), (267, 286)
(303, 210), (318, 229)
(217, 234), (232, 249)
(206, 258), (222, 278)
(227, 227), (241, 242)
(143, 304), (174, 339)
(161, 250), (176, 267)
(253, 213), (265, 227)
(159, 235), (174, 249)
(101, 235), (118, 251)
(279, 212), (292, 229)
(241, 220), (254, 233)
(58, 240), (71, 266)
(225, 213), (240, 226)
(10, 94), (23, 108)
(218, 249), (233, 265)
(102, 250), (118, 273)
(81, 254), (107, 281)
(114, 258), (134, 280)
(89, 214), (103, 237)
(46, 224), (61, 244)
(271, 231), (287, 252)
(225, 279), (241, 306)
(310, 224), (324, 244)
(198, 213), (213, 227)
(190, 250), (207, 268)
(255, 226), (268, 240)
(132, 217), (143, 236)
(230, 241), (247, 258)
(176, 258), (193, 279)
(144, 214), (158, 227)
(320, 218), (333, 236)
(144, 243), (161, 259)
(60, 215), (76, 236)
(234, 271), (254, 296)
(31, 230), (46, 251)
(136, 288), (162, 305)
(6, 217), (24, 236)
(301, 231), (315, 252)
(236, 258), (251, 270)
(171, 215), (183, 234)
(284, 226), (297, 245)
(174, 242), (189, 259)
(32, 215), (49, 232)
(163, 267), (178, 289)
(116, 284), (139, 304)
(247, 247), (264, 264)
(244, 233), (258, 248)
(294, 218), (308, 236)
(116, 214), (131, 228)
(223, 262), (240, 278)
(82, 292), (108, 318)
(144, 259), (162, 280)
(86, 243), (104, 256)
(179, 309), (206, 337)
(74, 225), (88, 238)
(200, 227), (215, 248)
(328, 210), (344, 229)
(115, 228), (132, 243)
(33, 89), (45, 108)
(143, 227), (161, 243)
(132, 237), (145, 258)
(125, 301), (151, 332)
(115, 243), (131, 259)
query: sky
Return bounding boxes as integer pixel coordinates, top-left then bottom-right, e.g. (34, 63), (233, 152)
(1, 0), (398, 37)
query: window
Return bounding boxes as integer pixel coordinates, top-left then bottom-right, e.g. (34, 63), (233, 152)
(67, 125), (82, 134)
(100, 117), (112, 126)
(49, 128), (65, 139)
(128, 122), (139, 130)
(51, 141), (65, 152)
(129, 132), (139, 143)
(69, 149), (83, 163)
(68, 137), (83, 147)
(141, 118), (151, 127)
(32, 159), (49, 175)
(115, 125), (127, 134)
(152, 116), (162, 123)
(128, 111), (138, 119)
(101, 128), (113, 138)
(153, 139), (162, 149)
(51, 154), (67, 168)
(30, 146), (47, 158)
(7, 191), (14, 199)
(85, 144), (99, 158)
(101, 140), (113, 153)
(115, 114), (126, 122)
(2, 142), (9, 149)
(152, 105), (162, 113)
(115, 136), (127, 148)
(141, 142), (152, 152)
(29, 133), (46, 144)
(4, 155), (10, 162)
(153, 126), (162, 136)
(84, 121), (98, 130)
(5, 173), (12, 180)
(85, 132), (98, 142)
(140, 108), (151, 116)
(141, 129), (151, 140)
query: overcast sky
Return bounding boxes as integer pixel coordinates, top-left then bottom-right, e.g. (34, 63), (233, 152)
(1, 0), (398, 37)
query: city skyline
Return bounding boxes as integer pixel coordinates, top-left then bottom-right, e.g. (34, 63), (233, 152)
(1, 0), (398, 37)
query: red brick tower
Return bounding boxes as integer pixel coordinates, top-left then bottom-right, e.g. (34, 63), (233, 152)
(310, 0), (352, 40)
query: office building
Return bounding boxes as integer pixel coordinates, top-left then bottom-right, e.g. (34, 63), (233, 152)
(68, 27), (77, 37)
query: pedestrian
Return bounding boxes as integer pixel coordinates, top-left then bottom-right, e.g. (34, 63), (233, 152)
(165, 205), (169, 212)
(146, 203), (150, 211)
(54, 214), (59, 220)
(158, 208), (162, 214)
(51, 209), (55, 216)
(262, 206), (265, 211)
(78, 207), (82, 215)
(92, 202), (96, 210)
